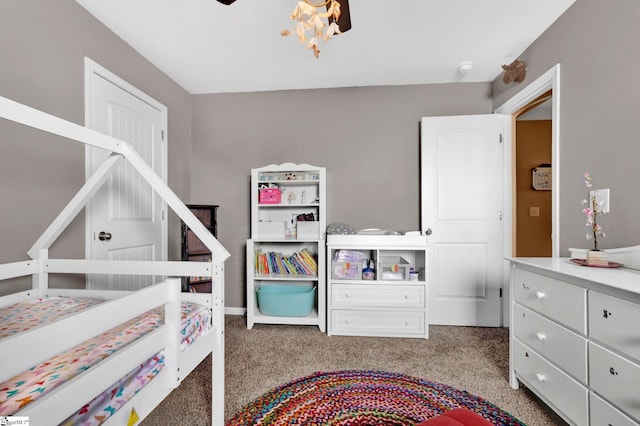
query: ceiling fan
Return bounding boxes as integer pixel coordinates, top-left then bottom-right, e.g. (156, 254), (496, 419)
(216, 0), (352, 32)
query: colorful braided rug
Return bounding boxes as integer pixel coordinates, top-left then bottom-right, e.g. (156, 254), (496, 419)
(226, 370), (525, 425)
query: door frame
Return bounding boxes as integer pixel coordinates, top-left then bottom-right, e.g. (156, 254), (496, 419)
(495, 63), (561, 325)
(83, 57), (169, 262)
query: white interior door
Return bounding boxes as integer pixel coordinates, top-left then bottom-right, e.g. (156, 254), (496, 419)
(85, 59), (167, 290)
(421, 115), (504, 326)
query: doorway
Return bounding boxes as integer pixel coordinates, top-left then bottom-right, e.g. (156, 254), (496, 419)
(495, 64), (561, 326)
(514, 90), (553, 256)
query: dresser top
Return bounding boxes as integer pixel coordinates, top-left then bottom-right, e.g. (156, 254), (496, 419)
(507, 257), (640, 297)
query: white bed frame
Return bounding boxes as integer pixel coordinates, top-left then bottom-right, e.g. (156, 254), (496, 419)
(0, 94), (230, 425)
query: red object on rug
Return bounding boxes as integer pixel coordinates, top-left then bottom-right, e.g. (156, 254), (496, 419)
(416, 408), (494, 426)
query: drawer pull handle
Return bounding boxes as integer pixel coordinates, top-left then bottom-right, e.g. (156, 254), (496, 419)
(536, 332), (546, 341)
(536, 373), (546, 382)
(609, 367), (618, 376)
(405, 320), (409, 325)
(344, 293), (350, 298)
(404, 294), (409, 299)
(536, 291), (546, 299)
(603, 309), (613, 318)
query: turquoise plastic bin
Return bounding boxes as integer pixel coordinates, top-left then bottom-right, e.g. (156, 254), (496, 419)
(256, 284), (316, 317)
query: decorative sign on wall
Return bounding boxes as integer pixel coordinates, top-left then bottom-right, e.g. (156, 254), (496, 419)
(532, 164), (552, 190)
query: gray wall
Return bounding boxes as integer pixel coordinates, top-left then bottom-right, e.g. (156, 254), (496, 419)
(492, 0), (640, 254)
(2, 0), (638, 308)
(0, 0), (192, 293)
(191, 84), (493, 309)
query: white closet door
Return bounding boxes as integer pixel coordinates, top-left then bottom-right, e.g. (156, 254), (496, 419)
(86, 62), (167, 290)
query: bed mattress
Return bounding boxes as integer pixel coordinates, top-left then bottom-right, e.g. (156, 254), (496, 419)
(0, 296), (211, 421)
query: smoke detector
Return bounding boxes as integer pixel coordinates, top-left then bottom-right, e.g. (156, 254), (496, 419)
(458, 61), (473, 74)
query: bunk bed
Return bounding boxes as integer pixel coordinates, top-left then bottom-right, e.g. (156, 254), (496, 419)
(0, 95), (230, 425)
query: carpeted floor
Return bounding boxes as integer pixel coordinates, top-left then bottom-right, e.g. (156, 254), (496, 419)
(142, 315), (567, 425)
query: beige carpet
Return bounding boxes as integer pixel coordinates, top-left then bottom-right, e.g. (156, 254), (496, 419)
(142, 315), (567, 425)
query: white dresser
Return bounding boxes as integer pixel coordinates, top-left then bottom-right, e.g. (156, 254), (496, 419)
(327, 234), (429, 338)
(508, 255), (640, 426)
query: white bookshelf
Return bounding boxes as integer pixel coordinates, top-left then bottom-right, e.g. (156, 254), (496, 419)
(246, 163), (326, 331)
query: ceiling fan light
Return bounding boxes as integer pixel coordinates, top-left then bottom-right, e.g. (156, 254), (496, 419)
(327, 0), (351, 32)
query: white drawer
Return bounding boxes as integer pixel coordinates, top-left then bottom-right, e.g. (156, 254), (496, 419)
(589, 290), (640, 363)
(512, 268), (586, 333)
(331, 309), (425, 336)
(332, 284), (425, 309)
(513, 303), (587, 384)
(590, 391), (639, 426)
(589, 342), (640, 423)
(512, 339), (589, 426)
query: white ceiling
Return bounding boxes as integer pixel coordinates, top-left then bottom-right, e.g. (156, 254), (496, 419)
(74, 0), (575, 95)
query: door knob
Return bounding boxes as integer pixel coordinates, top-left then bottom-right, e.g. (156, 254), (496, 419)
(425, 228), (433, 235)
(98, 231), (112, 241)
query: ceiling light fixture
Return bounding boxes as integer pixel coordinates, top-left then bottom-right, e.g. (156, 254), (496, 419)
(281, 0), (350, 59)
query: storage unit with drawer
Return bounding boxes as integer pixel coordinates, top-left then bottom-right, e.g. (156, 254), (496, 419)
(327, 234), (428, 338)
(508, 257), (640, 426)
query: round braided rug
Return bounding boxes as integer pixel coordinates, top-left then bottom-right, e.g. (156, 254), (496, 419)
(226, 370), (525, 425)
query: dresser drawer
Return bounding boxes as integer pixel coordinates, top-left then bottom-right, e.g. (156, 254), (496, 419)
(590, 391), (639, 426)
(512, 339), (588, 426)
(589, 290), (640, 363)
(512, 268), (586, 333)
(331, 284), (425, 309)
(331, 309), (425, 336)
(589, 342), (640, 423)
(513, 303), (587, 384)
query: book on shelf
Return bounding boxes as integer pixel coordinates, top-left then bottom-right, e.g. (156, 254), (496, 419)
(254, 248), (318, 277)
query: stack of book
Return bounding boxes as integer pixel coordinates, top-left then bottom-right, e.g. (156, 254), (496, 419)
(254, 248), (318, 277)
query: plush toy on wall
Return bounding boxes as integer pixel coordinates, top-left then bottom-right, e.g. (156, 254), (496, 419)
(502, 59), (527, 84)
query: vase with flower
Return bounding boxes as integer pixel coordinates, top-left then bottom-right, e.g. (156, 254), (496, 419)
(582, 172), (609, 265)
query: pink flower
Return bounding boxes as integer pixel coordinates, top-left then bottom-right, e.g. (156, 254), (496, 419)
(582, 172), (606, 250)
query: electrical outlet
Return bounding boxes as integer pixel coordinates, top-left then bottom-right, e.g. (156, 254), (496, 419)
(591, 188), (610, 213)
(529, 207), (540, 217)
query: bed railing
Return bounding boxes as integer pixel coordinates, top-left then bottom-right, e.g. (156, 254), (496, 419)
(0, 94), (229, 425)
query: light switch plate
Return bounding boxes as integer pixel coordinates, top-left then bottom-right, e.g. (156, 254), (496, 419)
(591, 188), (610, 213)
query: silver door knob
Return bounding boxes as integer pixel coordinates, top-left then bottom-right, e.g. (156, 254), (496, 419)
(98, 231), (112, 241)
(425, 228), (433, 235)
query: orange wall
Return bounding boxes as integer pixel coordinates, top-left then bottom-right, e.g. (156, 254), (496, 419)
(516, 120), (552, 256)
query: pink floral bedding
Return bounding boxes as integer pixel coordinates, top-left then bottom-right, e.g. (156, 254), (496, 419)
(0, 296), (211, 422)
(0, 296), (105, 338)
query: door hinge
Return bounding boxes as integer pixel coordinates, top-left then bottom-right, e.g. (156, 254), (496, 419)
(500, 288), (503, 298)
(162, 209), (165, 221)
(161, 130), (165, 141)
(499, 133), (503, 144)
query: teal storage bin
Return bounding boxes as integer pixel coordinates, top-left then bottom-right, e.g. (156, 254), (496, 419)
(256, 284), (316, 317)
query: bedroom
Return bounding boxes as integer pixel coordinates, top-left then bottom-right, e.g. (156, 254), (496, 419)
(1, 0), (639, 425)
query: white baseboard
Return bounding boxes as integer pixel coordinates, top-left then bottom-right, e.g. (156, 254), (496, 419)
(225, 306), (246, 316)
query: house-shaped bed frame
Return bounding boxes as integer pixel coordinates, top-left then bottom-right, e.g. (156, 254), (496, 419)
(0, 94), (230, 425)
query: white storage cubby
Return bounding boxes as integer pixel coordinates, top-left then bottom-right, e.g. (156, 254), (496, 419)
(327, 234), (429, 338)
(247, 163), (326, 330)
